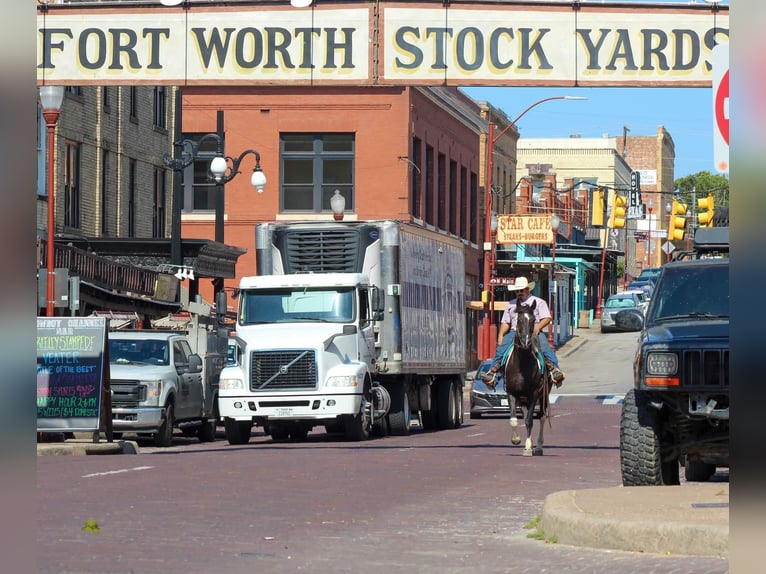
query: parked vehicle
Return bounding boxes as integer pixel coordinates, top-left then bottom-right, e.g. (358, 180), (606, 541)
(627, 279), (654, 297)
(601, 292), (644, 333)
(108, 301), (228, 447)
(617, 227), (729, 486)
(469, 360), (509, 418)
(624, 289), (650, 314)
(218, 220), (467, 444)
(637, 267), (662, 284)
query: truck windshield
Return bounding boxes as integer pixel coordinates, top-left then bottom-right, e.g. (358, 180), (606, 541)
(239, 287), (355, 325)
(109, 340), (169, 365)
(648, 263), (729, 325)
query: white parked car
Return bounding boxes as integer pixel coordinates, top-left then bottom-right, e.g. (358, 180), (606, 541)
(624, 289), (650, 315)
(600, 292), (644, 333)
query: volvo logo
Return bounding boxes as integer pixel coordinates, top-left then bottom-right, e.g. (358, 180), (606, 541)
(279, 365), (289, 374)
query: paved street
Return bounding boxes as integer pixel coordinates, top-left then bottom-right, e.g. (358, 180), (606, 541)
(36, 326), (727, 574)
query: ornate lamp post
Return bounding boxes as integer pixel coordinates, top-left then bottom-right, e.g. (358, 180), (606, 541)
(481, 95), (586, 359)
(162, 110), (266, 297)
(39, 85), (65, 317)
(549, 213), (561, 350)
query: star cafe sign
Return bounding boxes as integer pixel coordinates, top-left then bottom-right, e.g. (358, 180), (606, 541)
(496, 215), (554, 245)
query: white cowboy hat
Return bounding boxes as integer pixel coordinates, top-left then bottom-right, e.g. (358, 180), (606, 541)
(507, 277), (536, 291)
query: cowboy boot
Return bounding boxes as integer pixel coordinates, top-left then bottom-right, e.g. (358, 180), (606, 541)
(543, 356), (565, 387)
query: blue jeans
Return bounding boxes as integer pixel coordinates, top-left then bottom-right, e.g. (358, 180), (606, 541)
(492, 330), (559, 369)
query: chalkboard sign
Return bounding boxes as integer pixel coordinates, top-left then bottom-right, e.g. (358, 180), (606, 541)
(37, 317), (108, 432)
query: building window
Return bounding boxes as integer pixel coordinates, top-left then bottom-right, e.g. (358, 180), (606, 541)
(129, 86), (138, 121)
(128, 159), (136, 237)
(182, 133), (218, 211)
(470, 172), (478, 244)
(411, 137), (422, 219)
(65, 86), (82, 97)
(460, 166), (467, 239)
(437, 152), (446, 230)
(449, 160), (457, 234)
(153, 168), (166, 237)
(63, 141), (81, 229)
(153, 86), (166, 129)
(102, 86), (110, 113)
(424, 145), (433, 225)
(280, 133), (354, 213)
(101, 149), (109, 235)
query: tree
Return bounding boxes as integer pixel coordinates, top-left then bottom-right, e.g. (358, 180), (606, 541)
(673, 171), (729, 208)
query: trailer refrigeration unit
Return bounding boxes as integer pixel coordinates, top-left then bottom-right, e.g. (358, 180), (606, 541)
(218, 220), (467, 443)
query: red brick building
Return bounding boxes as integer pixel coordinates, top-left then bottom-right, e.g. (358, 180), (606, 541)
(179, 85), (486, 361)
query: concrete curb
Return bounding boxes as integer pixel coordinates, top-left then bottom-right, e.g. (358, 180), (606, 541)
(37, 439), (139, 456)
(540, 484), (729, 557)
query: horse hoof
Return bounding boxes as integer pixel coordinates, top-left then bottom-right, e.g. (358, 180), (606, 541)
(523, 448), (533, 457)
(511, 437), (521, 446)
(533, 447), (543, 456)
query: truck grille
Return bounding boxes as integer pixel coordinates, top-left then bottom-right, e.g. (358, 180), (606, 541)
(110, 381), (146, 408)
(250, 350), (317, 391)
(283, 228), (361, 273)
(682, 349), (729, 387)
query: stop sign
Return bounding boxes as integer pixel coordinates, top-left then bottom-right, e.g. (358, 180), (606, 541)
(712, 45), (729, 173)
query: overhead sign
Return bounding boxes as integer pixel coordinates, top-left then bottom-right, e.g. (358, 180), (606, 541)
(37, 3), (728, 86)
(497, 215), (554, 245)
(712, 44), (729, 173)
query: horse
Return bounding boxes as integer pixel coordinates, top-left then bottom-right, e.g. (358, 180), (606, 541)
(502, 300), (553, 456)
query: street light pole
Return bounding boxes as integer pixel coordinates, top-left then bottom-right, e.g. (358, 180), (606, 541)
(162, 110), (266, 300)
(40, 85), (65, 317)
(481, 95), (586, 360)
(647, 199), (654, 267)
(549, 214), (561, 350)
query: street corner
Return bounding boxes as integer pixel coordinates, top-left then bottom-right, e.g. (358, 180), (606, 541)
(37, 438), (139, 456)
(539, 484), (729, 558)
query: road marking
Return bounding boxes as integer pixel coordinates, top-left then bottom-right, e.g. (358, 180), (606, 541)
(82, 465), (153, 478)
(465, 432), (485, 437)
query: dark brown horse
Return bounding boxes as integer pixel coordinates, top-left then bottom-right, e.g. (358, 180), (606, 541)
(502, 300), (553, 455)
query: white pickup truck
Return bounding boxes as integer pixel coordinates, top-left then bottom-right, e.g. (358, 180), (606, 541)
(107, 303), (227, 446)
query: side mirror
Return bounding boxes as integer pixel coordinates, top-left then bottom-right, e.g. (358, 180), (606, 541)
(186, 353), (204, 374)
(371, 286), (385, 321)
(614, 309), (644, 332)
(216, 291), (228, 324)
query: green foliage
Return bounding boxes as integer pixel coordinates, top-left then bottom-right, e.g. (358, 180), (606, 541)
(81, 519), (100, 534)
(617, 261), (625, 279)
(673, 171), (730, 209)
(527, 530), (546, 540)
(523, 515), (540, 530)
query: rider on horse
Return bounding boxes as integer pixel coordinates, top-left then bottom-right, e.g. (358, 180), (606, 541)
(482, 276), (565, 387)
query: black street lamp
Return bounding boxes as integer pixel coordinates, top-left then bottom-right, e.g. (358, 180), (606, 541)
(162, 110), (266, 296)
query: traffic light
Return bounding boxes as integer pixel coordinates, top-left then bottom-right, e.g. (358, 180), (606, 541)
(590, 187), (606, 227)
(697, 193), (715, 227)
(669, 199), (688, 241)
(609, 192), (627, 228)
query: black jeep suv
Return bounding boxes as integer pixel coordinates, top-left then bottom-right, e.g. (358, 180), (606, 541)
(618, 228), (729, 486)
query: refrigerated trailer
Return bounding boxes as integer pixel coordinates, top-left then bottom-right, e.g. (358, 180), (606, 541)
(218, 220), (467, 443)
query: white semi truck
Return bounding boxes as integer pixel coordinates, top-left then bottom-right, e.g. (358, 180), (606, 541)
(218, 220), (467, 443)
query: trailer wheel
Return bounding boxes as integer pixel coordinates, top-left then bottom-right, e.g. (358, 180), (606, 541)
(154, 403), (174, 447)
(224, 418), (252, 445)
(387, 382), (411, 435)
(436, 380), (458, 429)
(453, 379), (464, 427)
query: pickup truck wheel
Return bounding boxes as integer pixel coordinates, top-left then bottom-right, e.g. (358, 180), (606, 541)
(620, 389), (679, 486)
(685, 459), (717, 482)
(198, 419), (216, 443)
(224, 418), (252, 445)
(387, 382), (411, 435)
(154, 403), (174, 447)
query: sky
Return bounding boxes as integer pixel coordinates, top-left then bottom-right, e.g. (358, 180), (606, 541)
(461, 0), (730, 181)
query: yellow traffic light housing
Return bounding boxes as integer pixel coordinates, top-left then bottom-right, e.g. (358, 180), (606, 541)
(609, 192), (627, 228)
(697, 193), (715, 227)
(669, 199), (688, 241)
(591, 187), (606, 227)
